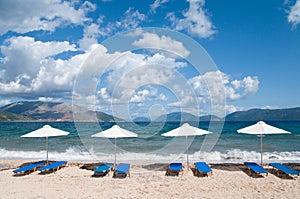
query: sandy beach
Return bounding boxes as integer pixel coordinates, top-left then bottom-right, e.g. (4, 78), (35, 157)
(0, 160), (299, 199)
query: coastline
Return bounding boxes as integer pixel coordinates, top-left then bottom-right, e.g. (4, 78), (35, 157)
(1, 160), (299, 198)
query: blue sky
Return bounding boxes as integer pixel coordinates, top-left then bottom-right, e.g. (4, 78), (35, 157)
(0, 0), (299, 120)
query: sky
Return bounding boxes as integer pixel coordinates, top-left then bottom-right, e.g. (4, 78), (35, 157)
(0, 0), (299, 120)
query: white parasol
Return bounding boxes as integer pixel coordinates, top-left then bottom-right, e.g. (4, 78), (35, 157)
(91, 125), (138, 168)
(161, 123), (213, 170)
(21, 125), (70, 163)
(237, 121), (290, 164)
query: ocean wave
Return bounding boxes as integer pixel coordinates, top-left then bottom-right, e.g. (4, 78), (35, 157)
(0, 147), (300, 163)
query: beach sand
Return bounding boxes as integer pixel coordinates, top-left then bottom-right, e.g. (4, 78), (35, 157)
(0, 160), (299, 199)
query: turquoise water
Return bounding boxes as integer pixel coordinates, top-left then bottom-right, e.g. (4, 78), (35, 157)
(0, 121), (299, 163)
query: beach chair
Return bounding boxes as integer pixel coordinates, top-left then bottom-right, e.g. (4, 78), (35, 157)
(244, 162), (268, 176)
(166, 163), (183, 176)
(269, 163), (299, 179)
(194, 162), (212, 177)
(92, 163), (113, 177)
(113, 163), (131, 178)
(13, 161), (46, 175)
(38, 161), (67, 174)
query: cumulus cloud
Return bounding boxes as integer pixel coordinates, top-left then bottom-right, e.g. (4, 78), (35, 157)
(0, 36), (84, 98)
(0, 99), (13, 106)
(224, 105), (244, 115)
(75, 44), (258, 118)
(130, 87), (168, 103)
(0, 0), (96, 35)
(79, 22), (105, 51)
(73, 43), (186, 112)
(38, 97), (61, 102)
(132, 32), (190, 58)
(189, 70), (259, 102)
(168, 0), (216, 38)
(287, 0), (300, 28)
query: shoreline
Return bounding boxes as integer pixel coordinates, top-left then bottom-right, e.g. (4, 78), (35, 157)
(1, 160), (299, 198)
(2, 159), (300, 171)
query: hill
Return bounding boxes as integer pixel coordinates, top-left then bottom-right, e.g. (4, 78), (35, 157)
(225, 107), (300, 121)
(155, 112), (199, 122)
(0, 110), (31, 122)
(1, 101), (299, 122)
(154, 112), (221, 122)
(199, 115), (222, 121)
(0, 101), (124, 122)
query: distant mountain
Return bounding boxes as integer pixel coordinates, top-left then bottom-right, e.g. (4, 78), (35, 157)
(1, 101), (299, 122)
(155, 112), (199, 122)
(133, 117), (151, 123)
(95, 111), (124, 122)
(155, 112), (222, 122)
(225, 107), (300, 121)
(199, 115), (222, 121)
(0, 101), (124, 122)
(133, 117), (151, 126)
(0, 110), (31, 122)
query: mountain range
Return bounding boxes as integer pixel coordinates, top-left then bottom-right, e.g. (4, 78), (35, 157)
(0, 101), (299, 122)
(0, 101), (124, 122)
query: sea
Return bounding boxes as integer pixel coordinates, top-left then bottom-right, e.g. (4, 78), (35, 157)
(0, 121), (300, 165)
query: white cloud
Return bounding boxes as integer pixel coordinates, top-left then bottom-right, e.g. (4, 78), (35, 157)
(226, 76), (259, 101)
(130, 89), (150, 103)
(120, 7), (147, 29)
(0, 36), (84, 98)
(99, 8), (147, 37)
(81, 49), (186, 98)
(224, 105), (244, 115)
(168, 0), (216, 38)
(150, 0), (170, 13)
(130, 87), (168, 103)
(0, 99), (13, 106)
(38, 97), (61, 102)
(182, 70), (259, 117)
(79, 23), (104, 51)
(287, 0), (300, 27)
(189, 71), (259, 102)
(0, 0), (96, 35)
(132, 32), (190, 58)
(0, 35), (259, 118)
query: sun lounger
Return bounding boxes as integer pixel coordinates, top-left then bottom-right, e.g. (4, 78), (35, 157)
(113, 163), (131, 178)
(270, 163), (299, 178)
(92, 163), (113, 177)
(38, 161), (67, 174)
(13, 161), (46, 175)
(194, 162), (212, 177)
(244, 162), (268, 176)
(166, 163), (183, 176)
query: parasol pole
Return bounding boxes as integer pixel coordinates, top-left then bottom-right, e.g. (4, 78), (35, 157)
(260, 134), (263, 165)
(186, 135), (189, 170)
(46, 136), (49, 164)
(114, 137), (117, 169)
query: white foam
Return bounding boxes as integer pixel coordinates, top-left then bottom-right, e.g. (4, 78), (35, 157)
(0, 147), (300, 163)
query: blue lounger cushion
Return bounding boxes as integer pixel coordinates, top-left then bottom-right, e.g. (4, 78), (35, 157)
(169, 163), (183, 171)
(244, 162), (268, 175)
(166, 163), (183, 176)
(13, 161), (46, 174)
(38, 161), (67, 172)
(113, 163), (130, 178)
(270, 163), (299, 176)
(115, 163), (130, 174)
(94, 163), (113, 173)
(194, 162), (212, 176)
